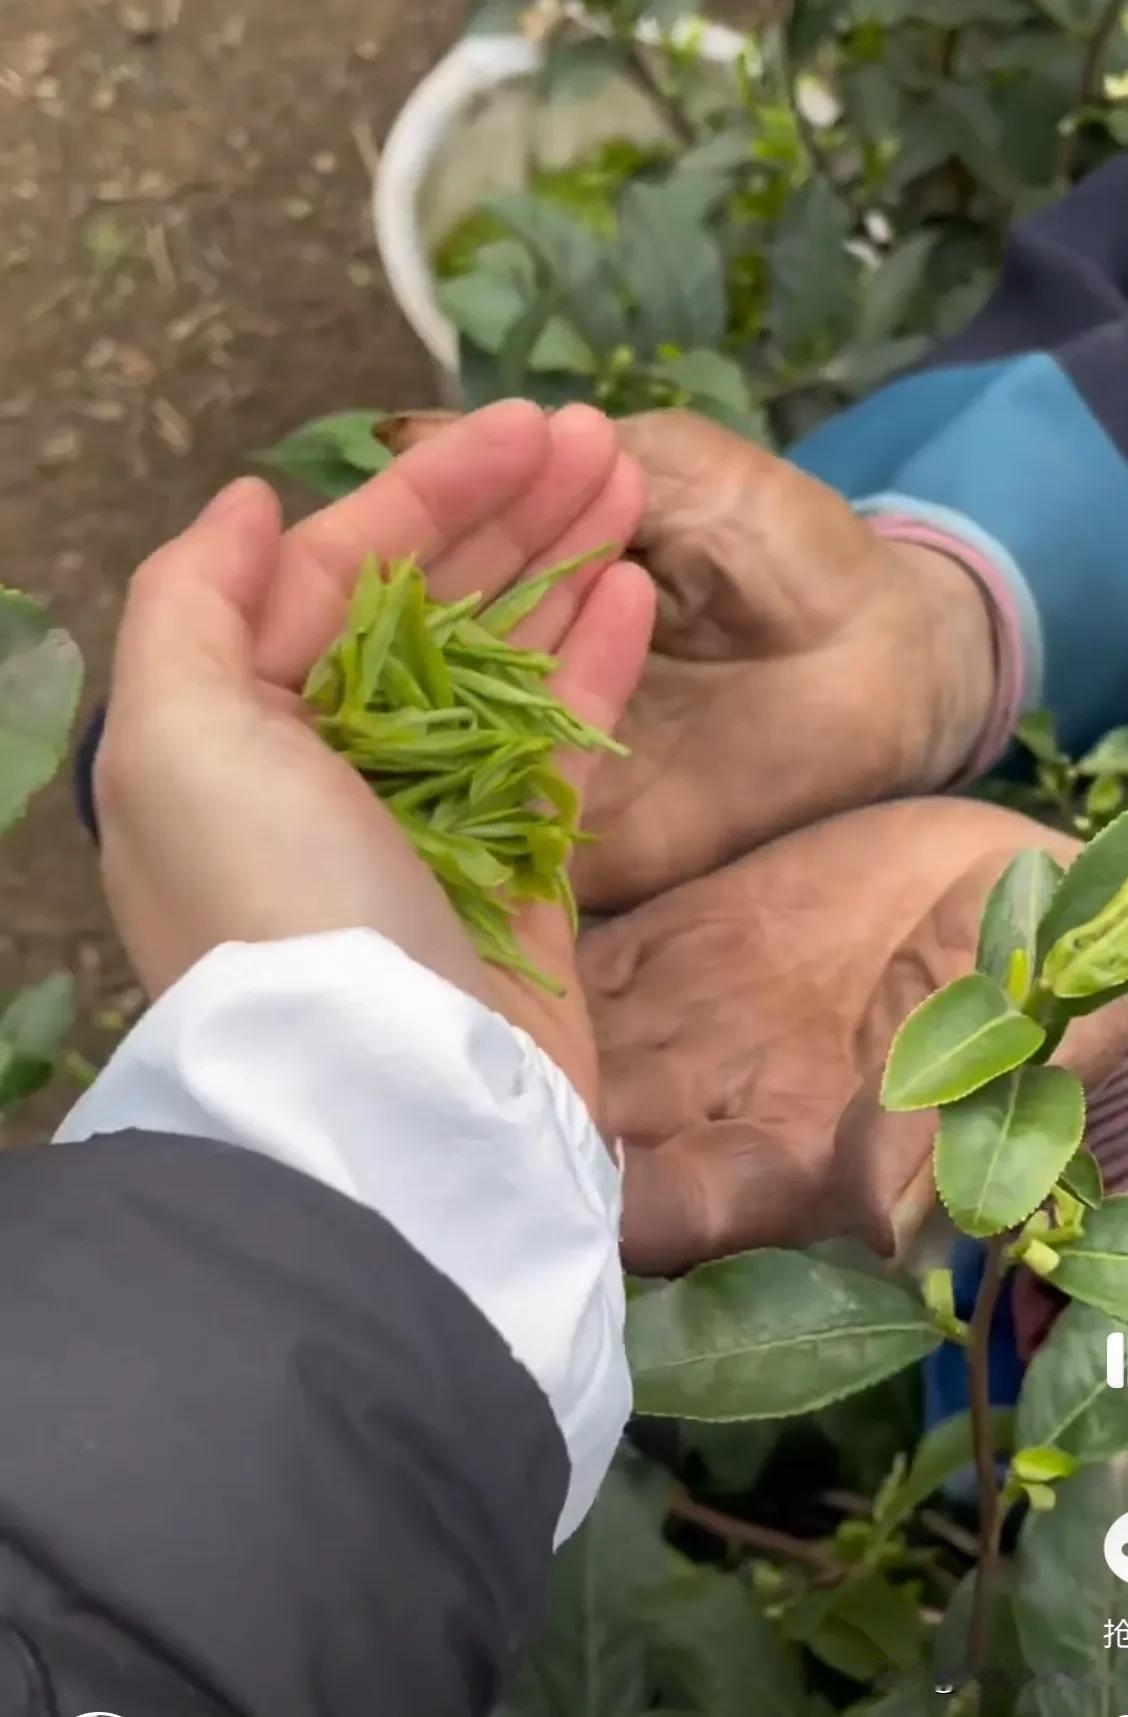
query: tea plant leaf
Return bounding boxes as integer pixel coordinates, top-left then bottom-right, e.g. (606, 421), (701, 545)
(651, 350), (770, 440)
(1052, 1196), (1128, 1320)
(881, 973), (1045, 1112)
(1018, 1302), (1128, 1467)
(543, 38), (629, 102)
(0, 973), (75, 1110)
(788, 0), (848, 58)
(785, 1574), (925, 1683)
(1077, 725), (1128, 775)
(501, 1454), (668, 1717)
(1011, 1444), (1078, 1482)
(488, 193), (629, 352)
(258, 410), (393, 499)
(626, 1250), (940, 1420)
(857, 231), (938, 345)
(932, 1568), (1023, 1712)
(439, 270), (595, 374)
(1043, 873), (1128, 1000)
(1058, 1146), (1103, 1210)
(975, 848), (1062, 1004)
(934, 1065), (1085, 1239)
(1035, 807), (1128, 962)
(0, 591), (83, 838)
(879, 1407), (1014, 1532)
(678, 1420), (780, 1494)
(769, 178), (857, 360)
(1014, 1458), (1128, 1715)
(640, 1561), (805, 1717)
(653, 349), (751, 412)
(618, 180), (727, 353)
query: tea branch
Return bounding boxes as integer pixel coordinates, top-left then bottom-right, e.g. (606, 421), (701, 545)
(966, 1236), (1009, 1676)
(625, 39), (695, 145)
(668, 1485), (844, 1575)
(1058, 0), (1123, 178)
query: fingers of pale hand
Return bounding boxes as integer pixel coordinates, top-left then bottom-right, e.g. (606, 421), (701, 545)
(112, 478), (283, 713)
(506, 450), (647, 655)
(428, 403), (621, 601)
(257, 400), (553, 685)
(548, 559), (655, 801)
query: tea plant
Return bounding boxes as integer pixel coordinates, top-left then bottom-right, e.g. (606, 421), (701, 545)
(0, 590), (82, 1119)
(435, 0), (1128, 445)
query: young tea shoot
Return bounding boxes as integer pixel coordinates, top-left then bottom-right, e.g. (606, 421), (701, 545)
(303, 548), (624, 992)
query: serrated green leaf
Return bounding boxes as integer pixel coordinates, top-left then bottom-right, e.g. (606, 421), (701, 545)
(769, 179), (858, 360)
(1043, 872), (1128, 1000)
(258, 410), (393, 498)
(0, 972), (76, 1109)
(1014, 1458), (1128, 1715)
(1036, 806), (1128, 963)
(1018, 1302), (1128, 1467)
(626, 1250), (939, 1420)
(1058, 1147), (1103, 1210)
(935, 1066), (1084, 1239)
(976, 849), (1063, 1004)
(881, 973), (1045, 1112)
(1052, 1196), (1128, 1320)
(617, 180), (727, 354)
(0, 592), (83, 837)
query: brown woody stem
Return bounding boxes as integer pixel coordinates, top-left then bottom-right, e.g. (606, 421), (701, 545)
(967, 1236), (1009, 1677)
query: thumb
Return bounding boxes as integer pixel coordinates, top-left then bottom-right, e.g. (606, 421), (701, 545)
(112, 478), (283, 708)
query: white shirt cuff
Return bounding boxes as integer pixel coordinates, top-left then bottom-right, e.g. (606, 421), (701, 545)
(54, 929), (630, 1543)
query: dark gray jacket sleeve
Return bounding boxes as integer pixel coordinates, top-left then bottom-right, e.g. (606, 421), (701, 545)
(0, 1131), (568, 1717)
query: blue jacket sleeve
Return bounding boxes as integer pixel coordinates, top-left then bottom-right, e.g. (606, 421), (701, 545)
(790, 156), (1128, 759)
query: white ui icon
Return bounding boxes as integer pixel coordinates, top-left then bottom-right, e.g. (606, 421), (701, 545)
(1104, 1513), (1128, 1582)
(1109, 1332), (1127, 1389)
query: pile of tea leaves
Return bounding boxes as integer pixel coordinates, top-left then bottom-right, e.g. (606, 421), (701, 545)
(304, 549), (624, 992)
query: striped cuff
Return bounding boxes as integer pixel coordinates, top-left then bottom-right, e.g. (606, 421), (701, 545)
(857, 493), (1045, 780)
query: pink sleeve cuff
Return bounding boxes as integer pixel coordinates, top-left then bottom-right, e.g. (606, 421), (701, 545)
(867, 514), (1027, 783)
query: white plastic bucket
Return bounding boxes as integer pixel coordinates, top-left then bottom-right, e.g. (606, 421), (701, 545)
(374, 12), (748, 395)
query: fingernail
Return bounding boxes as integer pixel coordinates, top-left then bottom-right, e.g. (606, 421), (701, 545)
(198, 476), (262, 523)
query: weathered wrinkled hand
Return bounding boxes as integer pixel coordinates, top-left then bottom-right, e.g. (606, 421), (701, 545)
(574, 411), (998, 910)
(95, 401), (654, 1113)
(582, 798), (1128, 1273)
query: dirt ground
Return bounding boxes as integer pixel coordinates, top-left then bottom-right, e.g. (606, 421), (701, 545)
(0, 0), (470, 1139)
